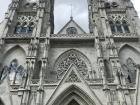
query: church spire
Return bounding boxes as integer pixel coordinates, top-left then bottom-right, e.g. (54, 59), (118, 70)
(70, 4), (73, 20)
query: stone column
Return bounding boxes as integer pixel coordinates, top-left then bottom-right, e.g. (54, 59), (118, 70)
(134, 67), (140, 105)
(35, 1), (45, 37)
(36, 59), (45, 105)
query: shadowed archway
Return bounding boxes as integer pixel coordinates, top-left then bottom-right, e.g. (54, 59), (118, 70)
(0, 98), (4, 105)
(68, 100), (80, 105)
(119, 44), (140, 84)
(51, 85), (96, 105)
(119, 44), (140, 64)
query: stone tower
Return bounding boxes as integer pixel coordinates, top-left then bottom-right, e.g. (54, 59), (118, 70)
(0, 0), (140, 105)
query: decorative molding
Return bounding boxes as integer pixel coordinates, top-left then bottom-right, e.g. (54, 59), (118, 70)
(65, 70), (81, 83)
(55, 51), (89, 79)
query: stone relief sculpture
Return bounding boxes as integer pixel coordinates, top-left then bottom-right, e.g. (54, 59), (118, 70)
(65, 70), (81, 83)
(56, 52), (89, 79)
(0, 59), (26, 85)
(122, 58), (137, 83)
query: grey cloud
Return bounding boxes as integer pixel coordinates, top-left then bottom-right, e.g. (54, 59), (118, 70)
(0, 0), (140, 33)
(54, 0), (89, 33)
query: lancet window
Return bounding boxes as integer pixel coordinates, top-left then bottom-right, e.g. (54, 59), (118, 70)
(109, 20), (130, 34)
(14, 15), (36, 34)
(122, 20), (130, 33)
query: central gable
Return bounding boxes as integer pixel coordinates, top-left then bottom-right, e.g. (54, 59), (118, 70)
(57, 17), (86, 34)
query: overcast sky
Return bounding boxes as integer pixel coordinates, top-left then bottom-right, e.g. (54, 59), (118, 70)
(0, 0), (140, 33)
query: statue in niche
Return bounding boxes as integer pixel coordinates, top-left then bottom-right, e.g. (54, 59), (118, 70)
(0, 59), (26, 85)
(121, 58), (137, 83)
(28, 38), (38, 57)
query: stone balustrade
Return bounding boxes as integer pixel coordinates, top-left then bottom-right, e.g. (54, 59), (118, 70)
(6, 33), (32, 38)
(50, 33), (94, 39)
(113, 33), (137, 37)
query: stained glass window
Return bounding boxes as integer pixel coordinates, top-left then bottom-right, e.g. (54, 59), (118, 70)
(66, 27), (77, 34)
(122, 21), (130, 33)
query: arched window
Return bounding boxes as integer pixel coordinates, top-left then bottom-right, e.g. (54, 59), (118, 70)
(109, 21), (116, 33)
(14, 22), (22, 34)
(116, 21), (123, 33)
(28, 22), (34, 33)
(21, 22), (28, 33)
(66, 27), (77, 34)
(122, 21), (130, 33)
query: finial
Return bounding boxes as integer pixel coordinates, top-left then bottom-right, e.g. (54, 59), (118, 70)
(70, 4), (73, 20)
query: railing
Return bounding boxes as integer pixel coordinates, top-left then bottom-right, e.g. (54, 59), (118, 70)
(6, 33), (32, 38)
(31, 79), (58, 84)
(31, 79), (40, 84)
(113, 33), (138, 37)
(50, 34), (94, 39)
(107, 78), (115, 83)
(107, 101), (121, 105)
(87, 78), (103, 84)
(126, 83), (136, 88)
(106, 8), (126, 13)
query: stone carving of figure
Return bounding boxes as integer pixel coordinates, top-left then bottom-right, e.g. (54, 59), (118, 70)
(9, 59), (18, 83)
(121, 58), (137, 84)
(96, 42), (102, 57)
(0, 66), (9, 81)
(28, 38), (39, 57)
(0, 59), (26, 85)
(32, 39), (38, 56)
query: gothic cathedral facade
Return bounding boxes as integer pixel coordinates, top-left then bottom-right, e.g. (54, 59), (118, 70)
(0, 0), (140, 105)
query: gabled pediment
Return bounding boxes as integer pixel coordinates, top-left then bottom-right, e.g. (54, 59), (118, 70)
(57, 17), (86, 34)
(46, 64), (103, 105)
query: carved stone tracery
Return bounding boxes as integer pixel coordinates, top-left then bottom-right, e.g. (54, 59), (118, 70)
(65, 70), (81, 83)
(54, 50), (91, 80)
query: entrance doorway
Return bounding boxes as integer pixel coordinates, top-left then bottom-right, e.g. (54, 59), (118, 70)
(68, 100), (80, 105)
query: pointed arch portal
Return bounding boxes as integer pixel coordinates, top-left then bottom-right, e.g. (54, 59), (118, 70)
(52, 85), (96, 105)
(68, 100), (80, 105)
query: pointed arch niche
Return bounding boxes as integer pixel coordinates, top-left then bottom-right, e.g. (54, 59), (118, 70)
(51, 85), (96, 105)
(54, 0), (89, 33)
(3, 46), (26, 66)
(119, 44), (140, 83)
(54, 49), (92, 79)
(119, 44), (140, 64)
(0, 46), (26, 84)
